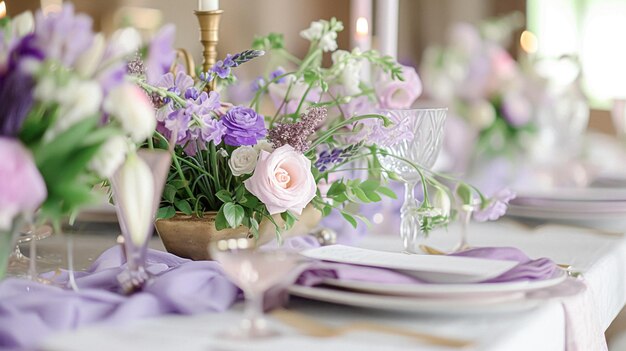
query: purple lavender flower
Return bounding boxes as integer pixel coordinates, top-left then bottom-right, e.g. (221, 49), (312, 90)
(145, 24), (176, 84)
(33, 4), (94, 66)
(268, 106), (327, 153)
(270, 67), (286, 83)
(223, 54), (236, 67)
(221, 106), (266, 146)
(251, 76), (265, 92)
(473, 188), (516, 222)
(200, 117), (227, 145)
(211, 60), (230, 79)
(315, 148), (344, 172)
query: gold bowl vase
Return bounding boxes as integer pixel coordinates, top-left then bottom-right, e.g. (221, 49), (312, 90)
(155, 206), (322, 260)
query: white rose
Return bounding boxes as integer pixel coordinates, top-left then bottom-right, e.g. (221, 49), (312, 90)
(109, 27), (142, 58)
(228, 146), (259, 176)
(104, 83), (156, 142)
(300, 21), (324, 41)
(11, 11), (34, 38)
(254, 140), (274, 153)
(44, 79), (103, 141)
(76, 33), (105, 77)
(89, 135), (129, 178)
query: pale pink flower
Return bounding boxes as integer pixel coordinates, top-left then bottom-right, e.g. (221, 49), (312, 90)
(375, 65), (423, 109)
(244, 145), (316, 215)
(0, 138), (47, 230)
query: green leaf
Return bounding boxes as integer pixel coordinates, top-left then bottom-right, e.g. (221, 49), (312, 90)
(250, 217), (260, 238)
(174, 199), (193, 215)
(326, 182), (346, 197)
(223, 202), (245, 228)
(456, 183), (473, 205)
(377, 185), (397, 199)
(157, 206), (176, 219)
(34, 117), (98, 166)
(170, 179), (187, 190)
(216, 190), (233, 203)
(280, 211), (297, 230)
(364, 191), (382, 202)
(163, 184), (177, 203)
(215, 206), (229, 230)
(235, 185), (246, 202)
(351, 186), (371, 203)
(321, 204), (332, 217)
(341, 212), (358, 229)
(240, 194), (260, 209)
(359, 179), (380, 193)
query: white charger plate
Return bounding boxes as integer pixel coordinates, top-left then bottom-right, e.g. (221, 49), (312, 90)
(301, 245), (517, 284)
(287, 285), (542, 315)
(320, 269), (566, 297)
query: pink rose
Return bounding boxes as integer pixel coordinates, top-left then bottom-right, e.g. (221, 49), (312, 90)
(376, 65), (423, 109)
(244, 145), (316, 215)
(0, 138), (47, 230)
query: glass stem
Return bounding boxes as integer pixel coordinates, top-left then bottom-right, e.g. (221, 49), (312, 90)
(243, 290), (265, 331)
(455, 208), (472, 252)
(27, 236), (37, 279)
(67, 237), (79, 292)
(400, 181), (421, 254)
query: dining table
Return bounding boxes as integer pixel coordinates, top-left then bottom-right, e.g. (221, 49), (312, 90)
(26, 217), (625, 351)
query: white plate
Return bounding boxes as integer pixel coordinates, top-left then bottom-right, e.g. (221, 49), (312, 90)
(514, 187), (626, 202)
(301, 245), (517, 284)
(287, 285), (542, 315)
(321, 269), (567, 297)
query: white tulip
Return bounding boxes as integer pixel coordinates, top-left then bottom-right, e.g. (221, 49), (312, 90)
(432, 188), (451, 217)
(109, 27), (142, 58)
(104, 83), (156, 142)
(11, 11), (34, 38)
(228, 146), (259, 176)
(113, 152), (154, 246)
(89, 135), (129, 178)
(75, 33), (105, 77)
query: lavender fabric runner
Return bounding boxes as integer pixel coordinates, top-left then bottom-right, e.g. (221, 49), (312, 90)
(0, 240), (558, 350)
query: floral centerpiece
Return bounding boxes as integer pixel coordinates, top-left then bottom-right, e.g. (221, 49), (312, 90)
(0, 5), (160, 277)
(129, 18), (497, 257)
(420, 13), (536, 171)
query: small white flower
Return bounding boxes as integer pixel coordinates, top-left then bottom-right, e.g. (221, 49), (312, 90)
(319, 31), (338, 52)
(104, 83), (156, 142)
(76, 33), (105, 77)
(254, 140), (274, 153)
(11, 11), (34, 38)
(109, 27), (142, 58)
(300, 21), (324, 41)
(44, 79), (103, 141)
(89, 135), (129, 178)
(112, 151), (154, 246)
(332, 50), (362, 95)
(228, 146), (259, 176)
(217, 148), (229, 158)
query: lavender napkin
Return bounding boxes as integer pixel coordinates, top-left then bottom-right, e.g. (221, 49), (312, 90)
(0, 247), (238, 350)
(298, 246), (558, 286)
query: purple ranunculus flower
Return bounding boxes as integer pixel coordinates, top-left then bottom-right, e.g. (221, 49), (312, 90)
(221, 106), (266, 146)
(33, 4), (94, 67)
(473, 188), (516, 222)
(145, 24), (176, 84)
(200, 117), (227, 145)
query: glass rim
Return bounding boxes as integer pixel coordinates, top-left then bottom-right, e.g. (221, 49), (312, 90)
(379, 107), (448, 112)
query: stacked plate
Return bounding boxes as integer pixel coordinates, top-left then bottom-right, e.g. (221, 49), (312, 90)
(288, 246), (568, 315)
(507, 188), (626, 231)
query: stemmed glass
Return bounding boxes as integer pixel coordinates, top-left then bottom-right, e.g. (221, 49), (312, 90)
(110, 149), (171, 293)
(209, 238), (301, 339)
(378, 108), (447, 253)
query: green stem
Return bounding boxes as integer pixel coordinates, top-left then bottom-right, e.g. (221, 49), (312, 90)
(172, 154), (196, 201)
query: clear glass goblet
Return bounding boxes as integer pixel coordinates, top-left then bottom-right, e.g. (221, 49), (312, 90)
(110, 149), (171, 294)
(209, 238), (301, 339)
(378, 108), (447, 253)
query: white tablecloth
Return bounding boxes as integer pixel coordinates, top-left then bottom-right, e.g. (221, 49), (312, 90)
(41, 220), (626, 351)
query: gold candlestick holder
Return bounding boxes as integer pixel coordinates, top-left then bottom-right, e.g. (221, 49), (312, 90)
(195, 9), (223, 74)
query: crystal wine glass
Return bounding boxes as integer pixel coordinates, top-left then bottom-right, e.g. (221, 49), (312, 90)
(110, 149), (171, 293)
(209, 238), (301, 339)
(378, 108), (447, 253)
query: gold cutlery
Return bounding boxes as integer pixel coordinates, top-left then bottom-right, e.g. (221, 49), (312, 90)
(271, 309), (474, 348)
